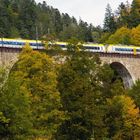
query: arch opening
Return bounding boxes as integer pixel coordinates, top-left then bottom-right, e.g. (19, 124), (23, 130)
(110, 62), (133, 89)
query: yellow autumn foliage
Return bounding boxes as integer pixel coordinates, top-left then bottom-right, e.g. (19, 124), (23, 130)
(107, 95), (140, 139)
(131, 24), (140, 46)
(106, 24), (140, 46)
(106, 27), (131, 44)
(10, 44), (66, 138)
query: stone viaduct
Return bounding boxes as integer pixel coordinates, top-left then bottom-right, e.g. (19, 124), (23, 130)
(0, 47), (140, 88)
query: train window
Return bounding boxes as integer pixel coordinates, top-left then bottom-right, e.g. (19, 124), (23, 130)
(20, 42), (24, 45)
(14, 42), (17, 45)
(30, 43), (33, 46)
(136, 49), (140, 52)
(34, 43), (37, 46)
(12, 42), (15, 45)
(4, 41), (8, 44)
(38, 43), (42, 46)
(60, 45), (66, 48)
(30, 43), (38, 46)
(84, 46), (100, 50)
(12, 42), (17, 45)
(12, 42), (18, 45)
(11, 41), (21, 45)
(5, 41), (8, 44)
(24, 42), (43, 47)
(12, 42), (16, 45)
(115, 48), (133, 52)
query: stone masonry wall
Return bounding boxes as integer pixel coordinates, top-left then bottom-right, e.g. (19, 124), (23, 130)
(0, 48), (140, 88)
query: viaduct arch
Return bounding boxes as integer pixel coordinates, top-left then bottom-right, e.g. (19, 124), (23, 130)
(99, 54), (140, 88)
(110, 62), (133, 88)
(1, 48), (140, 88)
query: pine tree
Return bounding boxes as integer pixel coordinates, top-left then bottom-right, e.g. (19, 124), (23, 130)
(129, 0), (140, 27)
(115, 1), (131, 28)
(103, 4), (117, 32)
(18, 0), (37, 38)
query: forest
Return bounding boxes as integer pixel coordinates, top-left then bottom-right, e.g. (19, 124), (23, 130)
(0, 0), (140, 140)
(0, 0), (139, 45)
(0, 42), (140, 140)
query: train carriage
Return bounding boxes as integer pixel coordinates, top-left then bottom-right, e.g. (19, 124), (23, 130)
(0, 38), (44, 49)
(0, 38), (140, 55)
(83, 43), (105, 53)
(108, 45), (137, 55)
(55, 42), (68, 50)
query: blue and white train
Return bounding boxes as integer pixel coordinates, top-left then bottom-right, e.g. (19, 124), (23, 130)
(0, 38), (139, 55)
(0, 38), (44, 49)
(56, 42), (139, 55)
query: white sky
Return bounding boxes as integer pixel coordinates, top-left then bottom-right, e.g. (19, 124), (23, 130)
(35, 0), (133, 26)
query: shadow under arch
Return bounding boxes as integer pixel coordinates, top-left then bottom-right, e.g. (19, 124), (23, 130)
(110, 62), (134, 89)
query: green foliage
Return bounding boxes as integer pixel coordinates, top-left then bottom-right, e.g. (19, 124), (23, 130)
(1, 44), (140, 139)
(129, 0), (140, 27)
(0, 0), (139, 44)
(97, 64), (114, 99)
(10, 45), (65, 139)
(115, 2), (131, 28)
(10, 27), (20, 38)
(0, 71), (32, 139)
(1, 1), (140, 138)
(56, 51), (111, 140)
(106, 24), (140, 45)
(91, 26), (103, 43)
(106, 27), (131, 45)
(0, 0), (99, 42)
(99, 32), (111, 43)
(131, 24), (140, 45)
(0, 67), (7, 87)
(59, 23), (79, 41)
(0, 0), (37, 38)
(103, 0), (140, 45)
(110, 79), (126, 96)
(129, 80), (140, 108)
(103, 4), (117, 33)
(105, 95), (140, 139)
(66, 37), (84, 52)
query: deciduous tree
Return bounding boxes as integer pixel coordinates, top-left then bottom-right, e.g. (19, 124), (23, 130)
(10, 44), (65, 139)
(105, 95), (140, 139)
(56, 49), (109, 140)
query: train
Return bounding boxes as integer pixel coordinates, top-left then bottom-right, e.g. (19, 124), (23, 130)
(0, 38), (44, 49)
(0, 38), (139, 55)
(56, 41), (139, 55)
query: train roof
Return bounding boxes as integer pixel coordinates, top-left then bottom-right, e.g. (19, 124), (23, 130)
(109, 44), (140, 48)
(83, 43), (104, 47)
(0, 38), (140, 48)
(55, 42), (105, 47)
(1, 38), (42, 43)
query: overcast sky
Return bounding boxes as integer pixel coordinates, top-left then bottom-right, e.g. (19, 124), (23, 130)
(35, 0), (133, 26)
